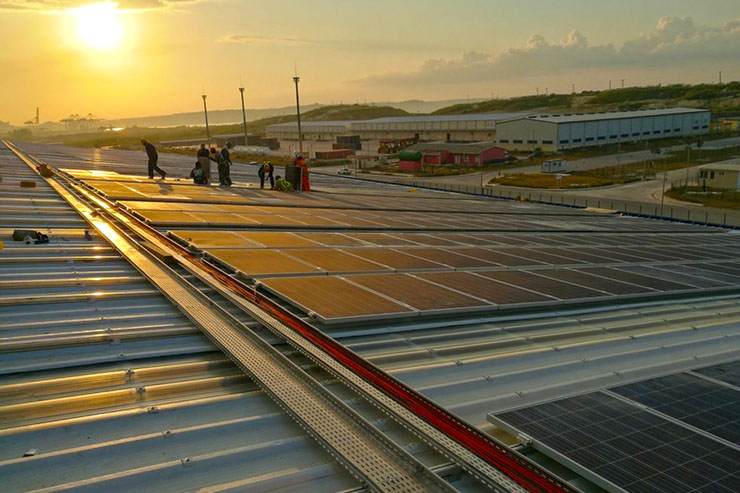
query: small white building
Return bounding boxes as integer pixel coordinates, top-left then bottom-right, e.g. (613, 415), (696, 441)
(495, 108), (711, 152)
(541, 159), (567, 173)
(698, 162), (740, 190)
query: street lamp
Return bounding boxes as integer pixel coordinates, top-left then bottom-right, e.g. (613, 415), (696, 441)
(293, 75), (303, 154)
(239, 86), (248, 147)
(201, 94), (211, 144)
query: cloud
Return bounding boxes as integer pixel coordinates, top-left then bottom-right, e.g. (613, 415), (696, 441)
(0, 0), (199, 13)
(220, 34), (316, 46)
(354, 16), (740, 87)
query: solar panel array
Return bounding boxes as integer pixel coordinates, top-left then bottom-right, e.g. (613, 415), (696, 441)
(490, 380), (740, 493)
(69, 172), (740, 324)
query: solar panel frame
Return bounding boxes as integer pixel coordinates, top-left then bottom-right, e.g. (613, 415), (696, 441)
(415, 272), (553, 305)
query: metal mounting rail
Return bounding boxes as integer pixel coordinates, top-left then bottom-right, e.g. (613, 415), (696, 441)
(3, 140), (455, 493)
(7, 141), (578, 493)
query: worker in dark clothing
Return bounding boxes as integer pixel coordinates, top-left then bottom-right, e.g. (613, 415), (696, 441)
(141, 139), (166, 179)
(210, 146), (232, 187)
(219, 142), (233, 186)
(197, 144), (211, 184)
(258, 161), (275, 189)
(189, 161), (207, 185)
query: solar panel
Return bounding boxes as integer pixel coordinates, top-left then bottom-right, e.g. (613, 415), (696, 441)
(258, 276), (413, 321)
(610, 373), (740, 445)
(236, 232), (323, 248)
(346, 249), (446, 270)
(395, 248), (497, 268)
(294, 233), (364, 246)
(344, 233), (420, 246)
(695, 361), (740, 388)
(575, 267), (695, 291)
(347, 274), (488, 311)
(477, 271), (605, 300)
(285, 249), (390, 273)
(491, 391), (740, 493)
(169, 230), (258, 249)
(451, 248), (543, 267)
(502, 248), (581, 265)
(533, 269), (653, 295)
(416, 272), (551, 305)
(619, 265), (731, 288)
(206, 249), (321, 277)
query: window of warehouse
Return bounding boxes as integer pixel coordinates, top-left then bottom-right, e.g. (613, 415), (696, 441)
(559, 139), (569, 144)
(527, 139), (537, 144)
(513, 139), (523, 144)
(499, 139), (510, 143)
(543, 140), (553, 144)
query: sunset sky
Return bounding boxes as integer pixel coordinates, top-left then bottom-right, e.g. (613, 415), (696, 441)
(1, 0), (739, 124)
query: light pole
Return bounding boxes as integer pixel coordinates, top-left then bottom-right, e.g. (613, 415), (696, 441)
(660, 151), (668, 217)
(201, 94), (211, 144)
(239, 86), (248, 147)
(293, 75), (303, 154)
(683, 142), (691, 191)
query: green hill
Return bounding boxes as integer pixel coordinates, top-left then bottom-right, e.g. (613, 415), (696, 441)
(433, 82), (740, 116)
(247, 104), (409, 133)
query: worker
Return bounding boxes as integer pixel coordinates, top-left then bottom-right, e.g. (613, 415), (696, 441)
(210, 147), (232, 187)
(220, 142), (233, 186)
(189, 161), (207, 185)
(258, 161), (275, 189)
(141, 139), (166, 179)
(275, 175), (292, 192)
(294, 152), (310, 192)
(197, 144), (211, 184)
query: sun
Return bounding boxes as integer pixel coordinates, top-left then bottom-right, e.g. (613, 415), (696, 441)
(75, 2), (123, 50)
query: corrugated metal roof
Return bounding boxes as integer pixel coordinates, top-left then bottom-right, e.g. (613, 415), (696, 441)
(508, 107), (709, 125)
(6, 141), (740, 492)
(0, 144), (362, 492)
(408, 142), (502, 153)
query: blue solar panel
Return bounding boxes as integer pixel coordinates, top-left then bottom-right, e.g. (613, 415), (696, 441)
(695, 360), (740, 388)
(492, 391), (740, 492)
(610, 373), (740, 445)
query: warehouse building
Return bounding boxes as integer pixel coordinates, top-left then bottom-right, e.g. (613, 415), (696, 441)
(265, 121), (350, 140)
(348, 113), (526, 141)
(265, 113), (527, 143)
(495, 107), (711, 152)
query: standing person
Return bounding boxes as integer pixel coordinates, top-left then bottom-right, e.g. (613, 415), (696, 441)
(210, 147), (231, 187)
(258, 161), (275, 189)
(220, 142), (233, 186)
(141, 139), (166, 179)
(294, 152), (310, 192)
(197, 144), (211, 184)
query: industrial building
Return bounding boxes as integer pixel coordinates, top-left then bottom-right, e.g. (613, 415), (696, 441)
(264, 121), (350, 140)
(3, 140), (740, 493)
(495, 107), (711, 152)
(265, 113), (527, 143)
(409, 141), (506, 166)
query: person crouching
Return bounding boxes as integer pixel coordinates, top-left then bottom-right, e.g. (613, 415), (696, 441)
(189, 161), (207, 185)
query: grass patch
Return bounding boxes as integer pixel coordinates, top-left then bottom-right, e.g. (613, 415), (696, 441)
(489, 173), (617, 189)
(666, 186), (740, 209)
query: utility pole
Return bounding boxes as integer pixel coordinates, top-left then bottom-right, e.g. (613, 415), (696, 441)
(536, 87), (539, 96)
(719, 71), (722, 84)
(572, 83), (575, 94)
(660, 152), (668, 217)
(684, 142), (691, 191)
(609, 80), (612, 90)
(239, 86), (248, 147)
(201, 94), (211, 143)
(621, 79), (625, 89)
(293, 75), (303, 154)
